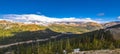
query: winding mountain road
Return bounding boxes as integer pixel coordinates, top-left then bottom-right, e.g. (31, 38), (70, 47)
(0, 33), (72, 49)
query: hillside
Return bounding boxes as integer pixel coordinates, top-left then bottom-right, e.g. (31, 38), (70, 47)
(0, 23), (120, 54)
(0, 28), (61, 45)
(103, 21), (120, 27)
(0, 21), (46, 38)
(0, 20), (120, 54)
(0, 20), (102, 38)
(46, 22), (102, 33)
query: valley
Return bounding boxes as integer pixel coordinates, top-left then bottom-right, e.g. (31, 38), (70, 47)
(0, 20), (120, 54)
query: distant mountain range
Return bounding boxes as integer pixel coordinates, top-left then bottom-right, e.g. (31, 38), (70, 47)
(0, 20), (120, 26)
(0, 20), (120, 34)
(0, 20), (103, 33)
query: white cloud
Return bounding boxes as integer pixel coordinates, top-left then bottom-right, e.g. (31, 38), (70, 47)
(97, 13), (104, 16)
(1, 14), (100, 23)
(118, 16), (120, 19)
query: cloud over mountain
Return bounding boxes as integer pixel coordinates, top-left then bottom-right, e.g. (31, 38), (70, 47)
(1, 14), (100, 23)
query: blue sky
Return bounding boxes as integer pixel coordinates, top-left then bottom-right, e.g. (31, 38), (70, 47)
(0, 0), (120, 22)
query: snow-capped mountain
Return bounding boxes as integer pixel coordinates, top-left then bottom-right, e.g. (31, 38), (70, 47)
(1, 14), (100, 25)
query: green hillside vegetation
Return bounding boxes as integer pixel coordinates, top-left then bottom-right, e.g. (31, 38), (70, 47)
(49, 23), (102, 33)
(49, 24), (89, 33)
(0, 25), (46, 36)
(0, 21), (47, 45)
(0, 21), (46, 37)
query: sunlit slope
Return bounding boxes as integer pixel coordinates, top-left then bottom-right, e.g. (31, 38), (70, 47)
(0, 20), (46, 37)
(49, 22), (102, 33)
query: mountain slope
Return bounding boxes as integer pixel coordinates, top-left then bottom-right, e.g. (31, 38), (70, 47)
(104, 21), (120, 27)
(0, 20), (102, 35)
(48, 22), (103, 33)
(105, 24), (120, 40)
(0, 23), (120, 54)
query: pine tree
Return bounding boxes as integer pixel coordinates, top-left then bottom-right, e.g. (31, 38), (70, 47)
(65, 38), (71, 52)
